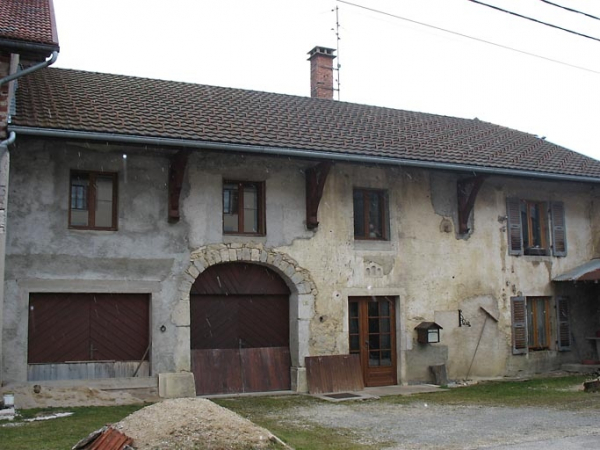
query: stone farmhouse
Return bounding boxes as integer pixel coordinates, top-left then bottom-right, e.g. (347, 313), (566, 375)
(2, 0), (600, 397)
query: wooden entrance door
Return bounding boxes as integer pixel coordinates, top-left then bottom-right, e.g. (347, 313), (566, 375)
(190, 263), (291, 395)
(349, 296), (397, 387)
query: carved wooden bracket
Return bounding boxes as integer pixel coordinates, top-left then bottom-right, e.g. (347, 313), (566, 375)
(457, 175), (486, 234)
(305, 162), (332, 230)
(168, 151), (188, 223)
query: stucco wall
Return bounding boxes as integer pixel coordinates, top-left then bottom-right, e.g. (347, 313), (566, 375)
(3, 138), (596, 386)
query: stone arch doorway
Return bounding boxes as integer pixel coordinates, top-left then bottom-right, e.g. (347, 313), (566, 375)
(190, 262), (292, 395)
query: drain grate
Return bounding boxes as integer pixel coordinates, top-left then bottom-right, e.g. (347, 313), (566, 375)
(324, 392), (362, 399)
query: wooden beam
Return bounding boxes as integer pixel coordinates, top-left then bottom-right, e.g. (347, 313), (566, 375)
(168, 151), (188, 223)
(457, 175), (486, 234)
(305, 162), (332, 230)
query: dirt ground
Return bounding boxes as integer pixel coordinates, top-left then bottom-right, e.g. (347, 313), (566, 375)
(3, 386), (281, 449)
(4, 382), (600, 449)
(114, 398), (280, 449)
(1, 385), (160, 410)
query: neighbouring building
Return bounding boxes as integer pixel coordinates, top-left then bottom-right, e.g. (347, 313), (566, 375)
(1, 0), (59, 388)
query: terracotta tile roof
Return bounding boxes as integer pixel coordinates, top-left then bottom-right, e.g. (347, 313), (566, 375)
(11, 67), (600, 180)
(0, 0), (58, 49)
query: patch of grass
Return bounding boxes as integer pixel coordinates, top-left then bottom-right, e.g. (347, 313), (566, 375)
(0, 404), (146, 450)
(381, 375), (600, 409)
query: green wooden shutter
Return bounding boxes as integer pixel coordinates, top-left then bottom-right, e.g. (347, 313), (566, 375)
(511, 296), (528, 354)
(551, 202), (567, 257)
(556, 296), (571, 351)
(506, 198), (523, 256)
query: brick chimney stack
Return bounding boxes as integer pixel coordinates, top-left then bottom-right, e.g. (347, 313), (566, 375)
(308, 46), (336, 100)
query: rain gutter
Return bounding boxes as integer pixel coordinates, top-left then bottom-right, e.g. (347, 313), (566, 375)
(0, 39), (58, 56)
(9, 125), (600, 184)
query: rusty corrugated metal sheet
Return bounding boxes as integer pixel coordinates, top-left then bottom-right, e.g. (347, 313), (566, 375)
(76, 427), (133, 450)
(553, 259), (600, 282)
(89, 428), (132, 450)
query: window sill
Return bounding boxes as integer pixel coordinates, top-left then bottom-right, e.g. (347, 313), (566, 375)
(68, 227), (118, 232)
(353, 239), (393, 252)
(519, 254), (553, 261)
(223, 235), (267, 244)
(524, 247), (549, 256)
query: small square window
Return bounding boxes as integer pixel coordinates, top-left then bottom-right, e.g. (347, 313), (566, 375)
(353, 188), (388, 240)
(69, 171), (118, 230)
(223, 180), (265, 235)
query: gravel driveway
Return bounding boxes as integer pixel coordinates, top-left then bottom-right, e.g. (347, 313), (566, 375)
(277, 400), (600, 449)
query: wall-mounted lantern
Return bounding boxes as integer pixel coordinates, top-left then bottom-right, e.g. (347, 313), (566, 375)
(415, 322), (443, 344)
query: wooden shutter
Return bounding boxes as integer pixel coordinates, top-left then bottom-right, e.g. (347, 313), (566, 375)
(556, 296), (571, 351)
(551, 201), (567, 257)
(511, 296), (528, 354)
(506, 198), (523, 255)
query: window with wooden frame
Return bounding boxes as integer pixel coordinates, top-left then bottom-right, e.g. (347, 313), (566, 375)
(511, 296), (570, 355)
(69, 171), (118, 230)
(506, 198), (566, 257)
(526, 296), (551, 350)
(353, 188), (388, 240)
(223, 181), (265, 235)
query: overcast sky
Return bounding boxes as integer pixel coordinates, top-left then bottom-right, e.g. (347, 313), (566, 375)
(51, 0), (600, 160)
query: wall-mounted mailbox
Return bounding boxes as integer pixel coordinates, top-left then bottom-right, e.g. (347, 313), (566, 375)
(415, 322), (443, 344)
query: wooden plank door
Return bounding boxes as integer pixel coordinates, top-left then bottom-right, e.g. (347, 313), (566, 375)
(28, 293), (149, 363)
(190, 263), (292, 395)
(349, 296), (397, 387)
(190, 294), (291, 394)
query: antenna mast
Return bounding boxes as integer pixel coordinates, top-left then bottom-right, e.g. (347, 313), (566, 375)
(335, 5), (341, 100)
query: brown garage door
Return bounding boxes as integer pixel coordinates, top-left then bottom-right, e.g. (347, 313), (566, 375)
(28, 293), (149, 363)
(191, 263), (291, 395)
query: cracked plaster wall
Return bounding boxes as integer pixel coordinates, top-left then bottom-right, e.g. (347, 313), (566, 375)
(2, 140), (598, 386)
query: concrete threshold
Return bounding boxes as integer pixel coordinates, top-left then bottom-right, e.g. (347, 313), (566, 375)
(201, 384), (442, 402)
(562, 363), (600, 374)
(313, 384), (442, 402)
(199, 390), (296, 400)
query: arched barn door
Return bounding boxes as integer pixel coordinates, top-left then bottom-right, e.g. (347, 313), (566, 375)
(190, 262), (291, 395)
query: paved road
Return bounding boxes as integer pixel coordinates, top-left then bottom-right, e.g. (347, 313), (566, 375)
(489, 435), (600, 449)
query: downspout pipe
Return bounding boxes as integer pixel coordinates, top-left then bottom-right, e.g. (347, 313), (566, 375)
(0, 50), (58, 86)
(0, 132), (15, 147)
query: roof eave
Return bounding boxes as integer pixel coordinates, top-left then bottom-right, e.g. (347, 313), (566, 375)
(0, 38), (59, 57)
(9, 125), (600, 184)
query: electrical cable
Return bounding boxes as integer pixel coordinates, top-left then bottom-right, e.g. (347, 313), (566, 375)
(539, 0), (600, 22)
(336, 0), (600, 75)
(469, 0), (600, 42)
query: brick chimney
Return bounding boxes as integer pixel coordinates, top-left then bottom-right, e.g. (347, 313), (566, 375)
(308, 46), (336, 100)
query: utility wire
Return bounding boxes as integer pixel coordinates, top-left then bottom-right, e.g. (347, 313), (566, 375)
(336, 0), (600, 75)
(539, 0), (600, 22)
(469, 0), (600, 42)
